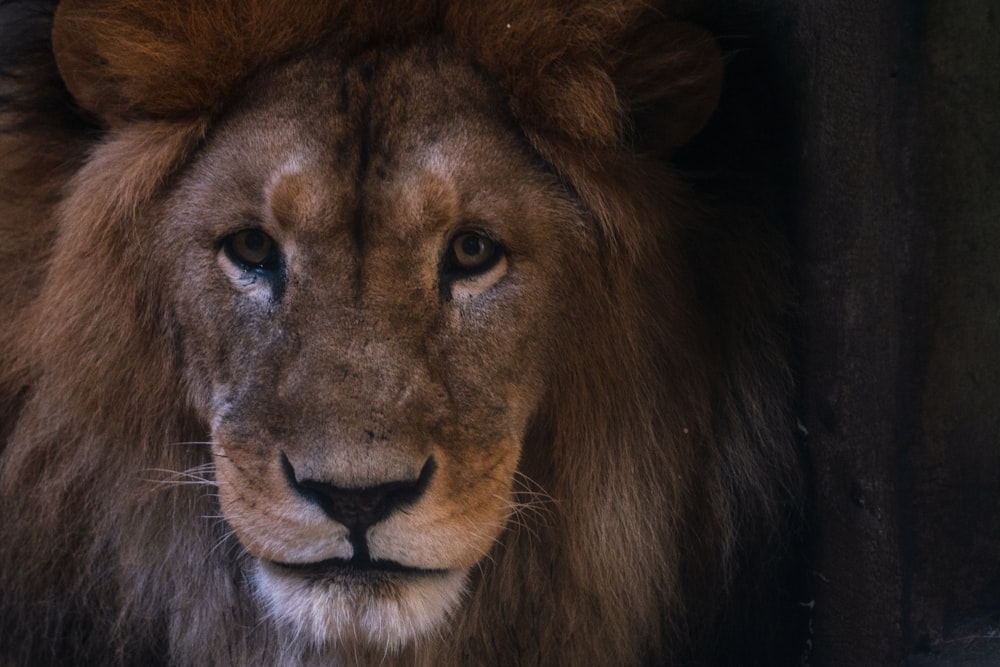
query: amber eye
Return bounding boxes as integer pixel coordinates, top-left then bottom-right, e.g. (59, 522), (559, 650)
(222, 229), (280, 272)
(446, 231), (500, 274)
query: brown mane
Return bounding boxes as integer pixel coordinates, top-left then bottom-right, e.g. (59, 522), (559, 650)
(0, 1), (800, 664)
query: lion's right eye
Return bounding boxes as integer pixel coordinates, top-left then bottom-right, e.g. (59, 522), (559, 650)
(222, 229), (281, 274)
(441, 230), (503, 279)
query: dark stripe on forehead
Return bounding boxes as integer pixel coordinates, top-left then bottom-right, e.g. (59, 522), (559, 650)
(349, 52), (377, 263)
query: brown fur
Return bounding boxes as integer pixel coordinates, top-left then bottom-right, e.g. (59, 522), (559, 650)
(0, 1), (799, 665)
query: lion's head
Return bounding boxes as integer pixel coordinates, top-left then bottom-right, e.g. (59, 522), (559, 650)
(167, 44), (600, 645)
(0, 1), (800, 664)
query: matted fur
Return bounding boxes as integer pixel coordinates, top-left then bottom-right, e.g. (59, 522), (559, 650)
(0, 0), (799, 665)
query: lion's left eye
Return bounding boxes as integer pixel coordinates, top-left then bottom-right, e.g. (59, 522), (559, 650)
(444, 231), (501, 275)
(222, 229), (281, 274)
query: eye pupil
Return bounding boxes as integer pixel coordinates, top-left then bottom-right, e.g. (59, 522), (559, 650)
(461, 235), (484, 258)
(224, 229), (278, 270)
(451, 232), (496, 271)
(243, 230), (266, 252)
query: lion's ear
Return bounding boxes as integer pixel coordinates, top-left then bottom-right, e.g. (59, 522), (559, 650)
(614, 22), (723, 152)
(50, 0), (159, 126)
(50, 0), (340, 126)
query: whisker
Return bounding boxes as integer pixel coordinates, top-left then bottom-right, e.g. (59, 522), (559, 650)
(140, 463), (219, 490)
(208, 525), (243, 560)
(476, 471), (558, 548)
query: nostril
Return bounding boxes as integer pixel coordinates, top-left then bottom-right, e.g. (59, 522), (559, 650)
(279, 452), (436, 536)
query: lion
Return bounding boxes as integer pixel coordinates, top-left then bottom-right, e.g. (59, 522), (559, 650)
(0, 0), (800, 664)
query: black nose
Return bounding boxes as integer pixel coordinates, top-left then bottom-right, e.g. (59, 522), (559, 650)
(280, 453), (436, 540)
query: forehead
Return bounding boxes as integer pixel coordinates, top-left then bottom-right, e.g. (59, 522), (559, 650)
(224, 44), (521, 181)
(195, 41), (542, 242)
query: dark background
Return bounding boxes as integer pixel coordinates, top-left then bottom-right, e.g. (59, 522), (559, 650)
(698, 0), (1000, 664)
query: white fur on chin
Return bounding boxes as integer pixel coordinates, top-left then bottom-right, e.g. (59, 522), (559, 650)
(255, 561), (469, 651)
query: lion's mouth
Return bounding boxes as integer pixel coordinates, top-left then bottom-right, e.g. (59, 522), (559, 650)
(268, 556), (448, 581)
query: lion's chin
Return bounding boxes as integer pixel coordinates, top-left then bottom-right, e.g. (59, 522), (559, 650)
(254, 559), (468, 650)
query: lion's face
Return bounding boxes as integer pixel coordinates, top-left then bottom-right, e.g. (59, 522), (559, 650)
(159, 44), (584, 647)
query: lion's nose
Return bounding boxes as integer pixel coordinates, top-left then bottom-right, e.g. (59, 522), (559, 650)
(280, 452), (436, 538)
